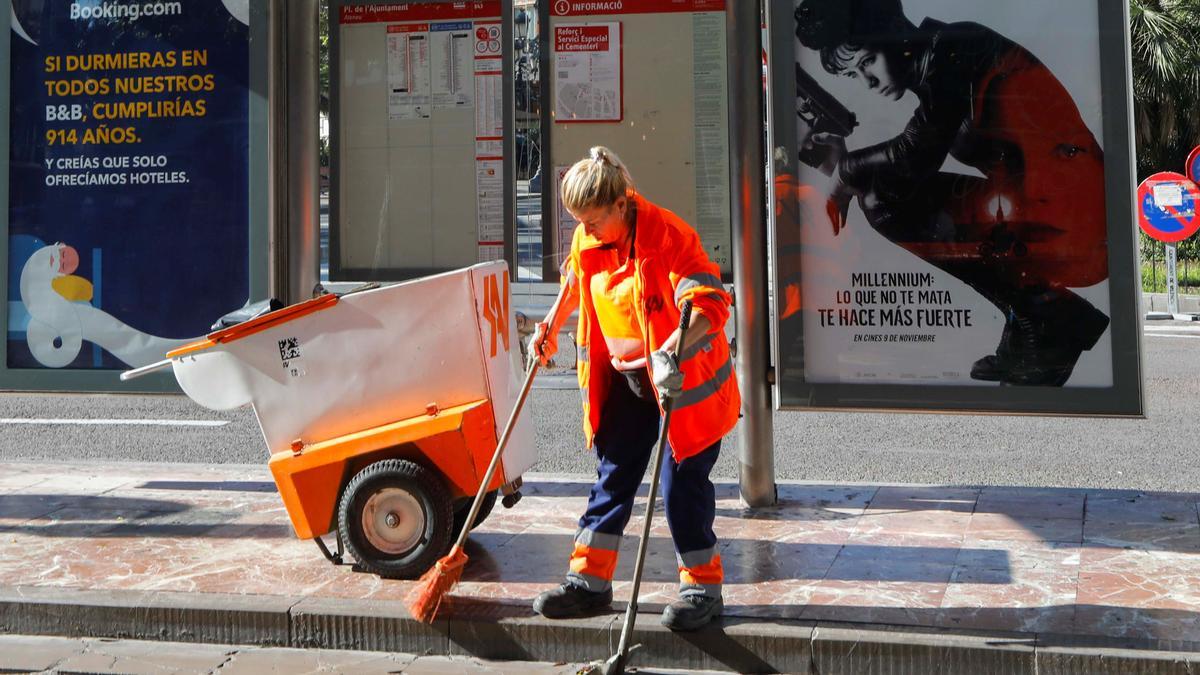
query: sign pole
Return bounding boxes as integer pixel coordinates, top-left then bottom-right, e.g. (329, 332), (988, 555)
(1167, 242), (1180, 316)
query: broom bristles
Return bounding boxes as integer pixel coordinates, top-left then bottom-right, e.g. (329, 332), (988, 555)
(406, 545), (468, 623)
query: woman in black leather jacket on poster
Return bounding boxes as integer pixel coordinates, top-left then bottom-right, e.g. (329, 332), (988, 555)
(794, 0), (1110, 386)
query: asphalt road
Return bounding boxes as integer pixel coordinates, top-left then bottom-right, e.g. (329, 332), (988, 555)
(1, 323), (1198, 492)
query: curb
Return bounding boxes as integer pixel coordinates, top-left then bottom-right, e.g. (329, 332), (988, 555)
(0, 586), (291, 648)
(3, 586), (1199, 673)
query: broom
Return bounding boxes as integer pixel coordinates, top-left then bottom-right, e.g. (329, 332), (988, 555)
(407, 290), (566, 623)
(595, 299), (693, 675)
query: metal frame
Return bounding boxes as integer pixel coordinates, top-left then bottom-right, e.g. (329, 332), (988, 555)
(0, 2), (270, 392)
(328, 0), (517, 283)
(539, 0), (555, 283)
(766, 0), (1144, 417)
(729, 0), (776, 505)
(1, 9), (10, 387)
(249, 0), (272, 307)
(269, 0), (321, 305)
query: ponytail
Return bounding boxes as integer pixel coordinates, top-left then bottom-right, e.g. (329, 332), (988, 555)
(560, 146), (635, 213)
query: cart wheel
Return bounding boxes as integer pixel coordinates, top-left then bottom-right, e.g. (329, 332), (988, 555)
(338, 459), (453, 579)
(453, 490), (497, 534)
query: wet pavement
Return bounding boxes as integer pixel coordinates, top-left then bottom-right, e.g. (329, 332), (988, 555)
(1, 460), (1199, 669)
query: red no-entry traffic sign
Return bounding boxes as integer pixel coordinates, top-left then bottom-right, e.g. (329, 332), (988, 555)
(1138, 172), (1200, 243)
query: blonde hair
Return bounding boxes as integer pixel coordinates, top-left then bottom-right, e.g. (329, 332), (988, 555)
(560, 146), (635, 213)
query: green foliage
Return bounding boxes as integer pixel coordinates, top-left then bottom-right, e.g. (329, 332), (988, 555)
(319, 3), (329, 116)
(1141, 260), (1200, 292)
(1130, 0), (1200, 179)
(1140, 231), (1200, 292)
(1131, 1), (1200, 292)
(319, 3), (330, 165)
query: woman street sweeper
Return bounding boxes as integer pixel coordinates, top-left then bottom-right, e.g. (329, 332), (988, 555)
(529, 146), (740, 632)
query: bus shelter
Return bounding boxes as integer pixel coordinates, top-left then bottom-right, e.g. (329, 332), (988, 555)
(1, 0), (1144, 506)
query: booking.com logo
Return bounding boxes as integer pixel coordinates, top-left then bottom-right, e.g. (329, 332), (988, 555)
(69, 1), (183, 21)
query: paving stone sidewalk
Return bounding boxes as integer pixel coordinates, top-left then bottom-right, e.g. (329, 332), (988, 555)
(0, 634), (737, 674)
(1, 460), (1200, 671)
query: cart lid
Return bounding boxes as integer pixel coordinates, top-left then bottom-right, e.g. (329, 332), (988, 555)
(168, 294), (340, 359)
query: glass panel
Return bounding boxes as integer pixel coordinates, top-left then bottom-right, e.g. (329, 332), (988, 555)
(771, 0), (1142, 414)
(332, 0), (509, 280)
(6, 1), (253, 371)
(320, 2), (332, 283)
(514, 0), (542, 281)
(542, 0), (732, 281)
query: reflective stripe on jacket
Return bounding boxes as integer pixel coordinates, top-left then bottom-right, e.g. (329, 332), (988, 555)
(563, 193), (740, 461)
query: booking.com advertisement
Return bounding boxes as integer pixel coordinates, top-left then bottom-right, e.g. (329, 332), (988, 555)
(7, 0), (250, 370)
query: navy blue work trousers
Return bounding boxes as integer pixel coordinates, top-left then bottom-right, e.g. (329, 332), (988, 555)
(565, 372), (723, 598)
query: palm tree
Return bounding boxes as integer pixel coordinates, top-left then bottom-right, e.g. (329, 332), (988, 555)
(1129, 0), (1200, 179)
(1128, 0), (1200, 289)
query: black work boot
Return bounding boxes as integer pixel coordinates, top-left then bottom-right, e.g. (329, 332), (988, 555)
(970, 312), (1016, 382)
(1002, 290), (1110, 387)
(532, 582), (613, 619)
(661, 595), (723, 631)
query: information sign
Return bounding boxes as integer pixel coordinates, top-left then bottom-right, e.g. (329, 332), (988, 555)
(547, 0), (732, 274)
(334, 1), (508, 275)
(554, 23), (622, 123)
(550, 0), (725, 16)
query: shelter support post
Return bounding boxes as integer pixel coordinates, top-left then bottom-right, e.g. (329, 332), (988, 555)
(728, 0), (776, 507)
(268, 0), (320, 305)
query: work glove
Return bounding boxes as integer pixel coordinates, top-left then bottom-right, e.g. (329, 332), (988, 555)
(650, 350), (684, 401)
(530, 321), (557, 367)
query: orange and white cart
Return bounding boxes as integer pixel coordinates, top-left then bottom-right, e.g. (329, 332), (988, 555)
(123, 262), (536, 578)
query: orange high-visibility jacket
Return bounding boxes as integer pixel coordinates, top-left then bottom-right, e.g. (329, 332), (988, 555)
(562, 193), (740, 461)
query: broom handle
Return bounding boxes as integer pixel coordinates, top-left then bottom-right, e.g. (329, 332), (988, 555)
(452, 358), (538, 552)
(452, 287), (568, 551)
(615, 300), (693, 659)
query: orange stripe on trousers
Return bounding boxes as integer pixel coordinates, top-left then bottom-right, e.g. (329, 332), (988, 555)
(679, 553), (723, 586)
(569, 541), (619, 581)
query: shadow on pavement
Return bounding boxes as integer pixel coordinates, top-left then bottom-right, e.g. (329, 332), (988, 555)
(450, 532), (1013, 585)
(527, 480), (1200, 555)
(0, 493), (290, 539)
(136, 480), (278, 493)
(440, 601), (1200, 673)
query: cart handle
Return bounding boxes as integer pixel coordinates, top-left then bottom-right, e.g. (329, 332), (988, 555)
(168, 293), (340, 359)
(120, 358), (173, 381)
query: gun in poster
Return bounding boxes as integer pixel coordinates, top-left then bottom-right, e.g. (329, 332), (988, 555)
(794, 64), (856, 175)
(783, 0), (1113, 389)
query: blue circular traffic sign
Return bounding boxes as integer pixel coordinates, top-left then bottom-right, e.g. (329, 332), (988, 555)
(1188, 146), (1200, 185)
(1138, 172), (1200, 243)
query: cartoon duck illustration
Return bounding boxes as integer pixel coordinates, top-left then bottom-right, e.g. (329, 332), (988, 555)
(18, 241), (195, 368)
